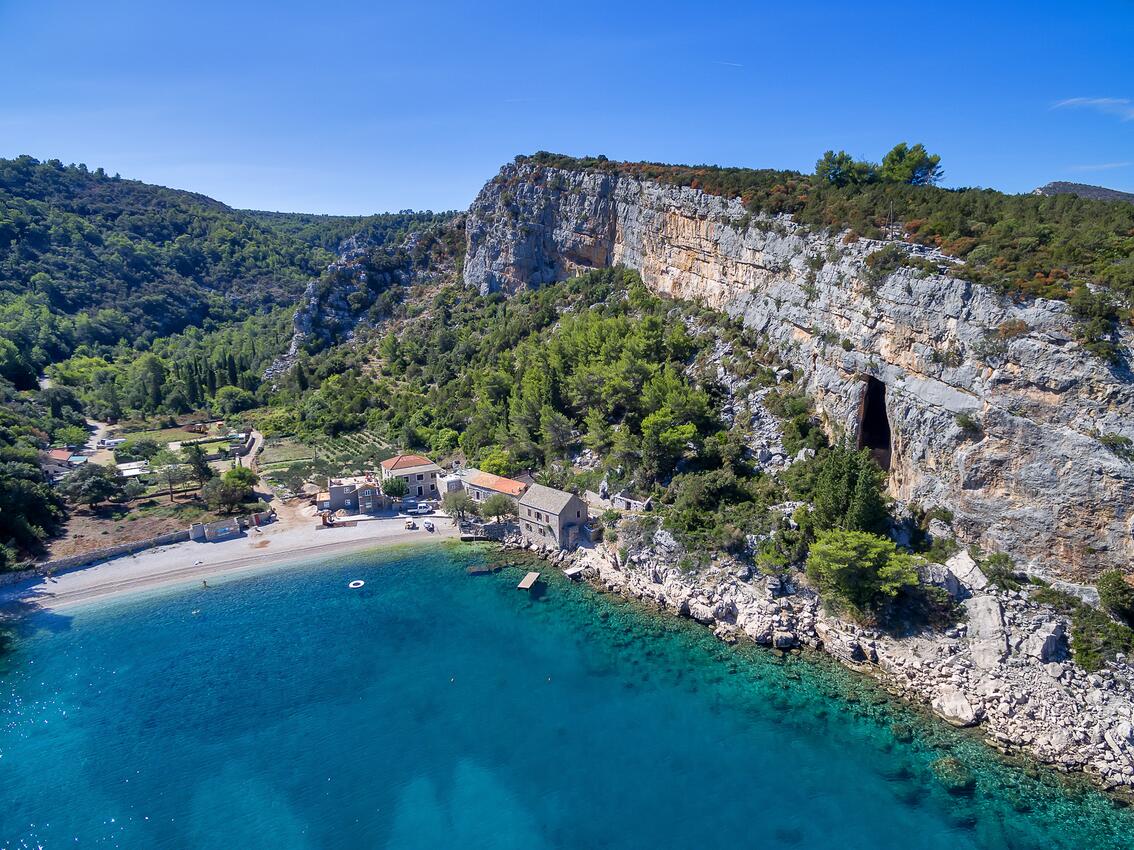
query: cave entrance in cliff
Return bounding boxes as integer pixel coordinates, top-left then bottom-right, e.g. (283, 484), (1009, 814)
(857, 377), (892, 471)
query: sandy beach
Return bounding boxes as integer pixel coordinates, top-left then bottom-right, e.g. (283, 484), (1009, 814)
(1, 507), (461, 612)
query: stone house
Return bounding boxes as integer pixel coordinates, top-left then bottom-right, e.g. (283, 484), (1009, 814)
(457, 467), (528, 504)
(517, 483), (587, 549)
(317, 474), (385, 514)
(380, 454), (443, 500)
(612, 491), (652, 512)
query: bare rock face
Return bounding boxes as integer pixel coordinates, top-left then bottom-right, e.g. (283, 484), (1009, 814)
(964, 595), (1009, 669)
(464, 162), (1134, 580)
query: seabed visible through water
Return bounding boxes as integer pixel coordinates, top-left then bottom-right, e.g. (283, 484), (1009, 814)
(1, 542), (1132, 850)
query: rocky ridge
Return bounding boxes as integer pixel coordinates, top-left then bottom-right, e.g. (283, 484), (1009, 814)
(265, 224), (460, 382)
(464, 162), (1134, 580)
(1033, 181), (1134, 204)
(506, 535), (1134, 792)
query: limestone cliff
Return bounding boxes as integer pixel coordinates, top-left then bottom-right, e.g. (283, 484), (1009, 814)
(464, 162), (1134, 579)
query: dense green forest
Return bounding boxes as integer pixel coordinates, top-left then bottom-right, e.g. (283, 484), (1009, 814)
(289, 268), (715, 485)
(521, 148), (1134, 359)
(0, 378), (78, 567)
(0, 155), (333, 387)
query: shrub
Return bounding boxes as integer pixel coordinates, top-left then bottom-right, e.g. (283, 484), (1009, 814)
(1070, 605), (1134, 672)
(1029, 582), (1134, 672)
(863, 244), (908, 287)
(996, 319), (1030, 339)
(1098, 433), (1134, 462)
(1029, 586), (1080, 614)
(955, 413), (981, 434)
(981, 552), (1024, 591)
(1097, 570), (1134, 626)
(806, 529), (919, 619)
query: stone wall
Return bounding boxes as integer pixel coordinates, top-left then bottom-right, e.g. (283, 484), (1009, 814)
(463, 162), (1134, 579)
(19, 530), (192, 579)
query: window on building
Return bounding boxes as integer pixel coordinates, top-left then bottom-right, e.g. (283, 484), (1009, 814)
(417, 474), (424, 481)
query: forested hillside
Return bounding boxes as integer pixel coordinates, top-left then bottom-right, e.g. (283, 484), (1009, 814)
(0, 155), (333, 388)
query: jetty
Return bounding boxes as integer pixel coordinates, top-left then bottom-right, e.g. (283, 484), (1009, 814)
(563, 565), (584, 581)
(517, 571), (541, 590)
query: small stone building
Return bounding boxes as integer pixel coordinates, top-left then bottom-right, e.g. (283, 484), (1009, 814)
(458, 467), (528, 504)
(190, 518), (243, 542)
(318, 474), (385, 514)
(517, 484), (586, 549)
(380, 454), (443, 500)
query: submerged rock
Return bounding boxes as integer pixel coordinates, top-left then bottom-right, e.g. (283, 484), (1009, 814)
(932, 756), (977, 795)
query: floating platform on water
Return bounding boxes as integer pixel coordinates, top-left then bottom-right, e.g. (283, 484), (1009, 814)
(517, 571), (541, 590)
(563, 565), (585, 581)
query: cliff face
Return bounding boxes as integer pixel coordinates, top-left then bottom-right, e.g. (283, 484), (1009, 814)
(464, 163), (1134, 579)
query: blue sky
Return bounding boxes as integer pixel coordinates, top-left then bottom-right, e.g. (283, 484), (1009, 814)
(2, 0), (1132, 214)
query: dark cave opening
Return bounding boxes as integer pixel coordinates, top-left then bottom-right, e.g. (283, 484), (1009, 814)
(857, 376), (892, 471)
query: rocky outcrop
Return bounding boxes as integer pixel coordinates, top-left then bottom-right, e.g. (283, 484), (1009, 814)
(464, 162), (1134, 580)
(516, 536), (1134, 792)
(1033, 181), (1134, 204)
(266, 221), (461, 381)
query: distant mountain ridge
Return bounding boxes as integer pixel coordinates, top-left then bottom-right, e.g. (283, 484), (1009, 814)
(1032, 181), (1134, 203)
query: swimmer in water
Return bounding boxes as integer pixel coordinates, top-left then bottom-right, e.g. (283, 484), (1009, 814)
(202, 580), (208, 589)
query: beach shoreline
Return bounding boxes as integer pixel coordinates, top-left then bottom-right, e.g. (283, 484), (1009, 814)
(1, 511), (461, 613)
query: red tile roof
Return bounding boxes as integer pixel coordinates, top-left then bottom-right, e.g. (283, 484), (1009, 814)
(468, 470), (527, 497)
(48, 449), (73, 462)
(380, 454), (436, 471)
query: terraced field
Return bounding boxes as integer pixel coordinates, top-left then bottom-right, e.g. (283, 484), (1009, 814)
(259, 431), (395, 496)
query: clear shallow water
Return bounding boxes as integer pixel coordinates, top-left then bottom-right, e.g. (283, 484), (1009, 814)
(1, 545), (1132, 850)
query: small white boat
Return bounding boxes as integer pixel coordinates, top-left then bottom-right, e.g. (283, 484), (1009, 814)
(404, 519), (417, 530)
(423, 520), (434, 532)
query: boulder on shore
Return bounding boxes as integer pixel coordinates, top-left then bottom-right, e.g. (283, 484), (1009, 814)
(932, 685), (981, 727)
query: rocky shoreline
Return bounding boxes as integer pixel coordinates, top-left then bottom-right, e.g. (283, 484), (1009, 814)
(500, 535), (1134, 794)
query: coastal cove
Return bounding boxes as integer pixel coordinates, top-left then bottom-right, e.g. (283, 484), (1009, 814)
(2, 545), (1133, 849)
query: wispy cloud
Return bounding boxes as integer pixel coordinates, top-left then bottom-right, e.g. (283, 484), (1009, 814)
(1053, 97), (1134, 121)
(713, 61), (744, 68)
(1069, 161), (1132, 172)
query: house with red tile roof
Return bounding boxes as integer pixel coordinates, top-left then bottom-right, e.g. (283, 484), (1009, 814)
(457, 467), (528, 503)
(380, 453), (443, 499)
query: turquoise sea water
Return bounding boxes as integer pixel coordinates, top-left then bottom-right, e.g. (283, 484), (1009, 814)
(1, 545), (1132, 849)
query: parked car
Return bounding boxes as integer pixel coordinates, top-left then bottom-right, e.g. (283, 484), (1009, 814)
(409, 505), (433, 516)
